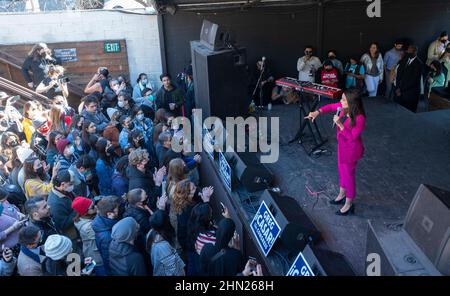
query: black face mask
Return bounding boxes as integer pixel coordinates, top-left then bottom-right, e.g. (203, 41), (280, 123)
(138, 139), (145, 147)
(127, 122), (135, 130)
(106, 145), (116, 155)
(9, 140), (18, 147)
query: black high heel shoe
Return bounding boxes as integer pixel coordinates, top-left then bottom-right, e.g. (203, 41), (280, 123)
(329, 196), (346, 205)
(336, 204), (355, 216)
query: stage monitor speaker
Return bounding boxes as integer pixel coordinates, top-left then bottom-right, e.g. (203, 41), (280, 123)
(404, 184), (450, 275)
(261, 190), (321, 254)
(301, 244), (356, 276)
(191, 40), (249, 119)
(200, 20), (235, 51)
(225, 152), (273, 193)
(365, 220), (441, 276)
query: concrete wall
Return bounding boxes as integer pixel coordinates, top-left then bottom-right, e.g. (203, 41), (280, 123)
(0, 9), (163, 89)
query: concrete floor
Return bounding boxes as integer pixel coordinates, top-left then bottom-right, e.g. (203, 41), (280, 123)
(259, 97), (450, 275)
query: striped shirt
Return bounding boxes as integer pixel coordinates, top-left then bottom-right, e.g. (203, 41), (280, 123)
(195, 230), (216, 255)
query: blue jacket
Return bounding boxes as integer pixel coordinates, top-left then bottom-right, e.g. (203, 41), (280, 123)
(96, 159), (113, 196)
(91, 215), (118, 276)
(112, 171), (128, 198)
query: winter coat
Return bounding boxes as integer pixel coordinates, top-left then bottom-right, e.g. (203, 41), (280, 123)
(108, 240), (147, 276)
(91, 215), (118, 275)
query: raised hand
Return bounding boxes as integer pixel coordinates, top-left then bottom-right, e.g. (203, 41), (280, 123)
(201, 186), (214, 202)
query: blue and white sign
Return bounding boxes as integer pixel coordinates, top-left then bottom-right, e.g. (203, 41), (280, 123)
(286, 252), (315, 276)
(250, 201), (281, 257)
(218, 152), (232, 192)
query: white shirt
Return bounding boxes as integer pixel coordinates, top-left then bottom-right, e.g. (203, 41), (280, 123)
(297, 56), (322, 82)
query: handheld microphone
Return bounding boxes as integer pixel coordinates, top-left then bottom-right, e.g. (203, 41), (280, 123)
(261, 56), (266, 68)
(333, 107), (342, 127)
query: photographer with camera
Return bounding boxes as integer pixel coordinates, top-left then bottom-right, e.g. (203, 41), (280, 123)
(36, 65), (69, 100)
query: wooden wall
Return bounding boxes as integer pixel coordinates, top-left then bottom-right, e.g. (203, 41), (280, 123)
(0, 40), (130, 90)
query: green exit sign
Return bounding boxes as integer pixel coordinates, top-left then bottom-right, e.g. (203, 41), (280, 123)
(104, 41), (121, 53)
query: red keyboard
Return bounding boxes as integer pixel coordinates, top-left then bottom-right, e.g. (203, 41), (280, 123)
(276, 77), (343, 99)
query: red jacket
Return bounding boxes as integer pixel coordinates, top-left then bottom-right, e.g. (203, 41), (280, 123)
(320, 102), (365, 163)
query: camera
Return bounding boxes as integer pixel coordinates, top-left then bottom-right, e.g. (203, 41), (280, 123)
(58, 77), (70, 83)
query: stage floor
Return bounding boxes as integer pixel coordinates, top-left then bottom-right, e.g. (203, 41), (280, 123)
(259, 97), (450, 275)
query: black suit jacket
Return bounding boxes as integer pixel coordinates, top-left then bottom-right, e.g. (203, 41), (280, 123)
(396, 57), (423, 93)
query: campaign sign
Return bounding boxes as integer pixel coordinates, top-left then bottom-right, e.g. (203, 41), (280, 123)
(286, 252), (315, 276)
(250, 201), (281, 257)
(218, 152), (232, 192)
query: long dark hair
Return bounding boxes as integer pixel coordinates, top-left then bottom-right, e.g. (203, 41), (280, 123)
(344, 88), (366, 127)
(81, 119), (95, 146)
(430, 60), (443, 76)
(68, 114), (83, 133)
(47, 131), (62, 151)
(368, 42), (380, 58)
(187, 203), (214, 251)
(96, 137), (111, 165)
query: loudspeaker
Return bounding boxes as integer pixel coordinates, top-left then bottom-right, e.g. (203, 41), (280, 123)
(225, 152), (273, 193)
(365, 220), (441, 276)
(191, 40), (249, 119)
(200, 20), (235, 51)
(301, 244), (356, 276)
(404, 184), (450, 275)
(261, 190), (321, 254)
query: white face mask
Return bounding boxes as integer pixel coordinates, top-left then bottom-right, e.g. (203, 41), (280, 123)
(68, 146), (75, 155)
(65, 185), (74, 192)
(141, 79), (148, 86)
(136, 114), (144, 121)
(117, 101), (125, 108)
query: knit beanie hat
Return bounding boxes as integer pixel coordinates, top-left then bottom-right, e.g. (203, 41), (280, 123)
(72, 197), (93, 217)
(44, 235), (72, 260)
(111, 217), (140, 243)
(32, 117), (47, 129)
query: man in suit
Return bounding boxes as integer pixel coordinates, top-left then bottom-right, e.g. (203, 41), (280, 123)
(394, 45), (423, 112)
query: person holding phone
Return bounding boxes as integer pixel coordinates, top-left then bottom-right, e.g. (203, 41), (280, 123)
(84, 67), (110, 95)
(199, 211), (245, 276)
(0, 245), (17, 276)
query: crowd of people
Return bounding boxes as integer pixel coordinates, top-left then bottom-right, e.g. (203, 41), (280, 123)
(0, 43), (263, 276)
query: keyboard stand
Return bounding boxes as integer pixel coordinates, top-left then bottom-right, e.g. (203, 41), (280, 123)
(289, 93), (328, 156)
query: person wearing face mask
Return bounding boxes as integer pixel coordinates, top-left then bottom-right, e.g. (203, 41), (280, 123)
(95, 138), (115, 196)
(23, 157), (59, 200)
(55, 138), (78, 173)
(297, 45), (322, 83)
(133, 73), (151, 101)
(69, 155), (95, 199)
(394, 45), (424, 112)
(17, 225), (46, 276)
(117, 75), (133, 96)
(132, 105), (153, 143)
(30, 117), (51, 161)
(46, 170), (80, 246)
(119, 115), (134, 151)
(427, 31), (449, 66)
(21, 43), (59, 89)
(116, 93), (134, 116)
(129, 128), (158, 169)
(327, 50), (344, 76)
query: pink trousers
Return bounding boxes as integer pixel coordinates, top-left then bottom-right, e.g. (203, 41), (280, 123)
(338, 161), (357, 199)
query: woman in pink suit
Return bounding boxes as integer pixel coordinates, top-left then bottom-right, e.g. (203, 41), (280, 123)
(306, 88), (366, 216)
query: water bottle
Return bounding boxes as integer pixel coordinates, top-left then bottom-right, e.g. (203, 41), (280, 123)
(268, 103), (272, 111)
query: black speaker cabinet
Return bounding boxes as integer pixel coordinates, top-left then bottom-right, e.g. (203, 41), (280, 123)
(200, 20), (235, 51)
(365, 220), (441, 276)
(225, 152), (273, 193)
(301, 244), (356, 276)
(191, 40), (249, 120)
(261, 190), (321, 254)
(404, 184), (450, 275)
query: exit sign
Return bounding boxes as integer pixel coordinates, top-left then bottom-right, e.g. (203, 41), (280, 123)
(104, 41), (121, 53)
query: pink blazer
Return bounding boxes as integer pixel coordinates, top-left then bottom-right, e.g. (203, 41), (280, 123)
(319, 102), (365, 163)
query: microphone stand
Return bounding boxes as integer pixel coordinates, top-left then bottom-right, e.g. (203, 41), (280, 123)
(252, 61), (266, 108)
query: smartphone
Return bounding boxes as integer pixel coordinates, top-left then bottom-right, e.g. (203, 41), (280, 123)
(248, 256), (258, 271)
(220, 202), (225, 213)
(81, 260), (96, 274)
